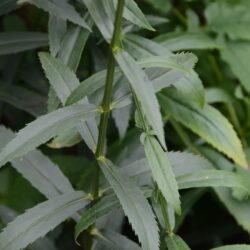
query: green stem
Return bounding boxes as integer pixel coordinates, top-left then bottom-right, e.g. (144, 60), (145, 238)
(94, 0), (126, 202)
(95, 0), (126, 158)
(159, 192), (173, 235)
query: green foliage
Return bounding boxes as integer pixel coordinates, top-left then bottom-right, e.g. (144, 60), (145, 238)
(1, 0), (250, 249)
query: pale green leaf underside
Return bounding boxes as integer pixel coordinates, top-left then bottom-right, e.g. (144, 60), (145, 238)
(115, 50), (166, 149)
(0, 191), (89, 250)
(159, 88), (247, 168)
(98, 158), (159, 250)
(144, 136), (181, 214)
(0, 104), (99, 168)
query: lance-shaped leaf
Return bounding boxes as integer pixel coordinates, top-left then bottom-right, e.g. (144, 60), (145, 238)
(21, 0), (91, 31)
(166, 234), (191, 250)
(158, 88), (247, 168)
(39, 52), (98, 152)
(48, 15), (67, 57)
(0, 126), (74, 199)
(115, 50), (166, 149)
(0, 205), (57, 250)
(0, 103), (99, 168)
(98, 158), (159, 250)
(0, 191), (89, 250)
(122, 0), (154, 31)
(177, 169), (247, 191)
(0, 32), (48, 55)
(144, 136), (181, 214)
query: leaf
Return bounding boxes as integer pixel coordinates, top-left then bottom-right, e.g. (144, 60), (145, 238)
(48, 127), (82, 148)
(0, 32), (48, 55)
(211, 245), (250, 250)
(75, 193), (120, 240)
(123, 34), (204, 106)
(205, 0), (250, 40)
(124, 34), (172, 60)
(220, 40), (250, 93)
(166, 234), (191, 250)
(177, 169), (247, 190)
(123, 151), (213, 184)
(39, 52), (80, 104)
(0, 126), (74, 199)
(115, 50), (166, 149)
(0, 84), (46, 116)
(0, 103), (99, 168)
(82, 0), (113, 40)
(0, 191), (89, 250)
(144, 136), (181, 214)
(0, 205), (57, 250)
(93, 229), (141, 250)
(58, 19), (92, 71)
(205, 87), (233, 104)
(158, 88), (247, 168)
(155, 32), (221, 51)
(122, 0), (154, 31)
(98, 158), (159, 250)
(48, 15), (67, 57)
(22, 0), (91, 31)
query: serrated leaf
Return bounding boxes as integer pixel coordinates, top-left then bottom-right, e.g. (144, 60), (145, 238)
(23, 0), (91, 31)
(39, 52), (80, 104)
(0, 205), (57, 250)
(0, 126), (74, 199)
(115, 50), (166, 149)
(0, 32), (48, 55)
(211, 245), (250, 250)
(75, 193), (120, 240)
(166, 234), (191, 250)
(177, 169), (247, 190)
(123, 151), (213, 184)
(0, 191), (89, 250)
(0, 103), (99, 168)
(144, 136), (181, 214)
(158, 88), (247, 168)
(98, 158), (159, 250)
(122, 0), (154, 31)
(39, 52), (99, 152)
